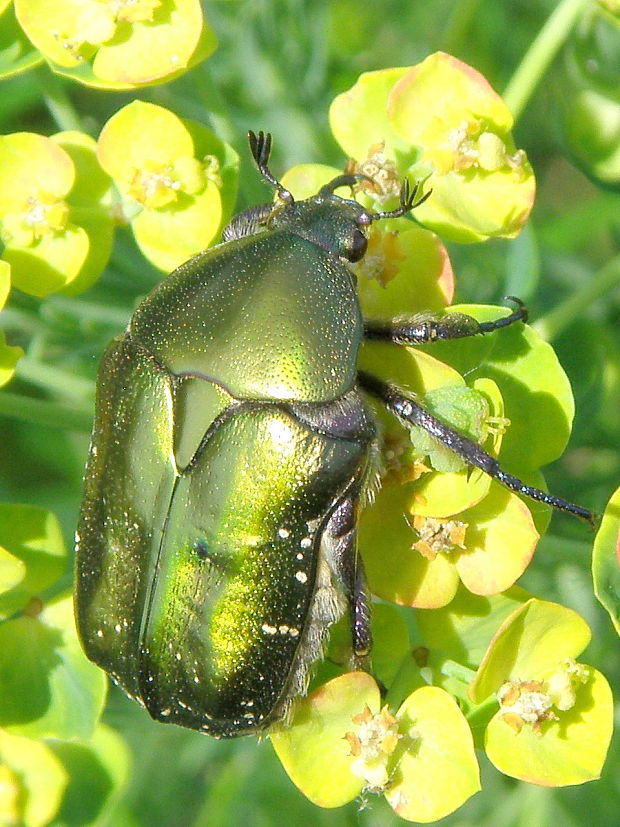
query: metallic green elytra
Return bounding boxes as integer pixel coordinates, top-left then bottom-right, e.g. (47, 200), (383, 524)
(75, 131), (594, 739)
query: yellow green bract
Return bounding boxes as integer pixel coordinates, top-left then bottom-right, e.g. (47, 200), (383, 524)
(0, 260), (22, 385)
(0, 131), (113, 297)
(592, 485), (620, 635)
(470, 599), (613, 785)
(14, 0), (215, 88)
(271, 675), (480, 822)
(330, 53), (536, 242)
(97, 101), (237, 271)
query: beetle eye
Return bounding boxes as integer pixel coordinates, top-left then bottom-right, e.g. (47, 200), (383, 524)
(347, 229), (367, 262)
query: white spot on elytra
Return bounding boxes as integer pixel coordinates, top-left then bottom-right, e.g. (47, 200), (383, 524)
(295, 571), (308, 584)
(300, 537), (312, 549)
(262, 623), (277, 635)
(278, 527), (290, 539)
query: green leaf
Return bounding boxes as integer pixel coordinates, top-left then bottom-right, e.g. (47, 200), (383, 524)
(0, 729), (67, 827)
(0, 328), (23, 387)
(592, 485), (620, 635)
(48, 724), (130, 826)
(0, 4), (44, 80)
(0, 593), (107, 739)
(0, 503), (66, 619)
(370, 603), (411, 688)
(415, 585), (531, 669)
(0, 546), (25, 594)
(420, 304), (575, 470)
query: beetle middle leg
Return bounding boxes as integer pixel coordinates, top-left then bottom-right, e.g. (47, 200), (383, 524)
(364, 296), (527, 345)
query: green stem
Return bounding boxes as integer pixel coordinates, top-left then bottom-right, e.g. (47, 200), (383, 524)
(35, 67), (84, 133)
(0, 307), (45, 336)
(0, 390), (92, 431)
(533, 252), (620, 341)
(503, 0), (591, 122)
(47, 296), (130, 328)
(16, 357), (95, 400)
(440, 659), (477, 684)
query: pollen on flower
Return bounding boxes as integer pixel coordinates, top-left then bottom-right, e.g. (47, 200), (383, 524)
(411, 515), (468, 560)
(51, 29), (86, 61)
(203, 154), (223, 188)
(447, 119), (481, 171)
(352, 227), (406, 286)
(1, 193), (70, 246)
(435, 118), (521, 177)
(128, 163), (183, 208)
(23, 195), (69, 234)
(103, 0), (161, 25)
(344, 704), (401, 790)
(497, 679), (559, 735)
(546, 658), (592, 711)
(346, 142), (401, 202)
(382, 432), (431, 484)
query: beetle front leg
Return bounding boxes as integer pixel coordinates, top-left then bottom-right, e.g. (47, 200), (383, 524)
(358, 371), (596, 525)
(325, 496), (372, 661)
(364, 297), (527, 345)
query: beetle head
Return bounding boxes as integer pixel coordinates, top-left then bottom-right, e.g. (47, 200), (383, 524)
(249, 131), (429, 264)
(269, 192), (373, 263)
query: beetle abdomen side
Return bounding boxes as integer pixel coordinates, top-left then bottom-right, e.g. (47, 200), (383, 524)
(128, 232), (363, 403)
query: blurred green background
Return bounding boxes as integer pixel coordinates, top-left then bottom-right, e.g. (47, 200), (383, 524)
(0, 0), (618, 824)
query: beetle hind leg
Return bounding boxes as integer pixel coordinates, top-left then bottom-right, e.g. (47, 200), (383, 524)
(324, 493), (373, 666)
(358, 370), (596, 525)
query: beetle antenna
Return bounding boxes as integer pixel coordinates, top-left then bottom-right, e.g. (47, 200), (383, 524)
(248, 131), (294, 205)
(319, 173), (375, 196)
(370, 178), (432, 221)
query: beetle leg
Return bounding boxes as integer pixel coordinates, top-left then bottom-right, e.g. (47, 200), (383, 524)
(364, 296), (527, 345)
(358, 371), (596, 525)
(222, 203), (277, 241)
(325, 495), (372, 662)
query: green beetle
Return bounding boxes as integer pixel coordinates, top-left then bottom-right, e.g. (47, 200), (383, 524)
(75, 131), (593, 739)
